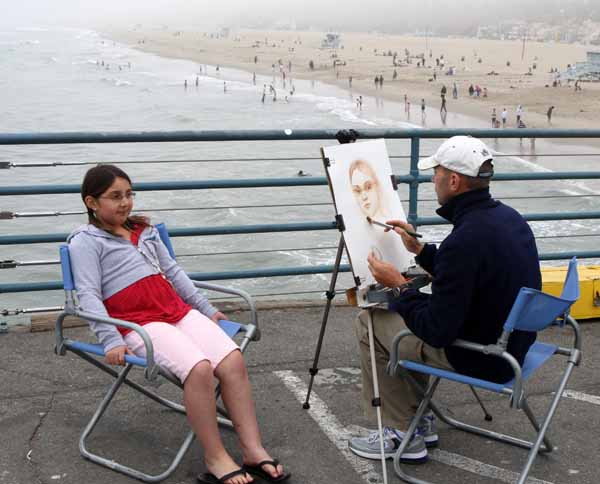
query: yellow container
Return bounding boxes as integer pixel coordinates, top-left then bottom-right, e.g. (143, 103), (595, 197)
(541, 265), (600, 320)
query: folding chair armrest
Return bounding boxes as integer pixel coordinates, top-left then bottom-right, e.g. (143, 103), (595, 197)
(191, 280), (259, 339)
(452, 338), (524, 407)
(564, 315), (582, 352)
(388, 329), (416, 374)
(388, 332), (524, 407)
(64, 309), (159, 380)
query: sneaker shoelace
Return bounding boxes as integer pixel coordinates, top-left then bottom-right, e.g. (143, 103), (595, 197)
(366, 427), (397, 444)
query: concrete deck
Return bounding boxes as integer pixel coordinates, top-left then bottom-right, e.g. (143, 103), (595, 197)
(1, 305), (599, 484)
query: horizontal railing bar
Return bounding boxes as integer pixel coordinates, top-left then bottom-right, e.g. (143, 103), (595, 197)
(2, 288), (352, 315)
(177, 246), (340, 258)
(6, 230), (600, 267)
(3, 247), (600, 294)
(0, 221), (339, 245)
(6, 157), (326, 167)
(1, 203), (334, 220)
(415, 211), (600, 226)
(3, 128), (600, 145)
(5, 153), (600, 170)
(210, 289), (344, 300)
(0, 264), (354, 293)
(5, 210), (600, 245)
(3, 171), (600, 196)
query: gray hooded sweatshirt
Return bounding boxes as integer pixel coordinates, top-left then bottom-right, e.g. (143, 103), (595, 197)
(67, 224), (218, 352)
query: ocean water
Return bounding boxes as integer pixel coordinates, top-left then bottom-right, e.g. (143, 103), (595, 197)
(2, 27), (600, 312)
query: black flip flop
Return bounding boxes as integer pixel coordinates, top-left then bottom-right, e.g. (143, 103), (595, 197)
(242, 459), (291, 482)
(197, 468), (250, 484)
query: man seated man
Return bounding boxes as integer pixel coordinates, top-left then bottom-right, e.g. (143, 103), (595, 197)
(349, 136), (541, 463)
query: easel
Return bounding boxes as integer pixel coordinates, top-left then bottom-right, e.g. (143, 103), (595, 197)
(302, 220), (391, 484)
(302, 144), (412, 484)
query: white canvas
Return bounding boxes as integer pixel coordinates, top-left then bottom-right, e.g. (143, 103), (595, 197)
(322, 139), (413, 289)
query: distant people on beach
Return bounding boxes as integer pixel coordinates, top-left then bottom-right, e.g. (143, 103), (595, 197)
(440, 94), (447, 114)
(547, 106), (555, 124)
(195, 76), (199, 87)
(491, 108), (497, 128)
(261, 85), (266, 103)
(516, 104), (523, 125)
(223, 82), (227, 93)
(252, 72), (256, 85)
(184, 79), (188, 89)
(356, 95), (363, 110)
(421, 98), (426, 122)
(452, 82), (458, 99)
(501, 108), (508, 127)
(349, 76), (353, 88)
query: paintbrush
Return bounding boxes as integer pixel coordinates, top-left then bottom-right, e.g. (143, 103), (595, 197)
(366, 216), (423, 239)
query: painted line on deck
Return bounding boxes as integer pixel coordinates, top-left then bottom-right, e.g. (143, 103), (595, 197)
(274, 370), (382, 484)
(275, 369), (554, 484)
(430, 449), (553, 484)
(562, 389), (600, 406)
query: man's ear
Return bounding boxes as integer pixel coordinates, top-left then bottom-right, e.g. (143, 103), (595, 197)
(450, 172), (462, 191)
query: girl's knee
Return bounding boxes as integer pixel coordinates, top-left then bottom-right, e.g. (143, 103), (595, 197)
(216, 350), (247, 380)
(185, 359), (213, 384)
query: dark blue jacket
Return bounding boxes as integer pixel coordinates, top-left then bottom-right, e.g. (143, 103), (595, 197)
(390, 188), (541, 383)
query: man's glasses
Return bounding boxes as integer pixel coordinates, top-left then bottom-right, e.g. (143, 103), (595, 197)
(98, 192), (136, 202)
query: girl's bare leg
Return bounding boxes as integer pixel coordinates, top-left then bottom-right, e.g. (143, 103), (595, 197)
(215, 351), (285, 479)
(184, 360), (252, 484)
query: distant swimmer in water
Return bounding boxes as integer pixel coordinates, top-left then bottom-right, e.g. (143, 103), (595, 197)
(297, 170), (310, 177)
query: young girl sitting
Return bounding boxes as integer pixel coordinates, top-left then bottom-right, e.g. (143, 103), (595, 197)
(68, 165), (289, 484)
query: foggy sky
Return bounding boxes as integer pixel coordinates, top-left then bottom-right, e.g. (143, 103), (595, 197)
(2, 0), (599, 34)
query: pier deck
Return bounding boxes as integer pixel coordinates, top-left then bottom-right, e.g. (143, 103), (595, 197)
(1, 305), (599, 484)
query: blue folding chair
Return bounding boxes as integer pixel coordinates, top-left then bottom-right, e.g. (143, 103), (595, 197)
(55, 223), (260, 482)
(388, 257), (581, 484)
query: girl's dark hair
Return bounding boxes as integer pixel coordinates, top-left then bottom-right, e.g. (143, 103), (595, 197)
(81, 164), (149, 234)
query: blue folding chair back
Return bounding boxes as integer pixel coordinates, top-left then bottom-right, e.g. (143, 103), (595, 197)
(387, 257), (582, 484)
(55, 223), (259, 482)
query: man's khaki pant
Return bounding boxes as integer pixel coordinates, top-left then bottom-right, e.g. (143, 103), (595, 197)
(355, 308), (454, 430)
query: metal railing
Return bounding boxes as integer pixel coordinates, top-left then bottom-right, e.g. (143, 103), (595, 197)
(2, 128), (600, 312)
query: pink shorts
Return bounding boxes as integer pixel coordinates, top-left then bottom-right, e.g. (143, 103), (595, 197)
(124, 309), (239, 383)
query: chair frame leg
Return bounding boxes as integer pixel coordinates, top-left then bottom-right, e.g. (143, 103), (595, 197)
(391, 364), (575, 484)
(69, 334), (254, 482)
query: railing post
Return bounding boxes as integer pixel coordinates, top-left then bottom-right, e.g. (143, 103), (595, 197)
(408, 137), (420, 227)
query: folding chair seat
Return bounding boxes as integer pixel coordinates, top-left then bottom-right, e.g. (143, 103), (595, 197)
(55, 223), (260, 482)
(387, 257), (582, 484)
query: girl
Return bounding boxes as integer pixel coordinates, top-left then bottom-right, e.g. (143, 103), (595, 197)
(68, 165), (289, 484)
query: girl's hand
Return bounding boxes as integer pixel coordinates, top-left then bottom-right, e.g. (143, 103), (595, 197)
(105, 345), (135, 366)
(210, 311), (227, 324)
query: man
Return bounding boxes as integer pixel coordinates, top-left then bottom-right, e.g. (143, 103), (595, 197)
(349, 136), (541, 463)
(501, 108), (508, 127)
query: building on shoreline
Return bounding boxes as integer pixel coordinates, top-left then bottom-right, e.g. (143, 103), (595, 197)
(564, 51), (600, 81)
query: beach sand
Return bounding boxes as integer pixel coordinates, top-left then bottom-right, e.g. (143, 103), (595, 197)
(106, 27), (599, 131)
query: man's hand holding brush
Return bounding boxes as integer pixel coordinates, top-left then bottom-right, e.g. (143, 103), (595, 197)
(383, 220), (425, 256)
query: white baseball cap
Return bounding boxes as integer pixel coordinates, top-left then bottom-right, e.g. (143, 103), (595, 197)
(418, 136), (494, 178)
